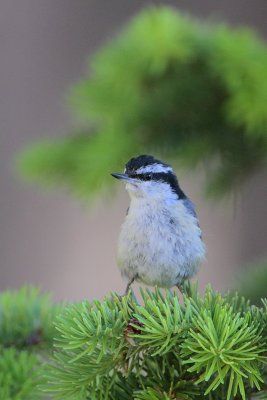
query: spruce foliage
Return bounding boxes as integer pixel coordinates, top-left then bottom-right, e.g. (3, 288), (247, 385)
(18, 7), (267, 198)
(0, 286), (58, 348)
(0, 287), (60, 399)
(45, 284), (267, 399)
(0, 285), (266, 399)
(0, 348), (41, 400)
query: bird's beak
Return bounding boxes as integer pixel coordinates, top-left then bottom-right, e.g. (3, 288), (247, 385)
(111, 173), (132, 181)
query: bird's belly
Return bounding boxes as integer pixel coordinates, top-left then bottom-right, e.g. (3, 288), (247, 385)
(117, 211), (205, 288)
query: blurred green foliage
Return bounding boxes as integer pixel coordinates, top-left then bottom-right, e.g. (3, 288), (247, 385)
(236, 259), (267, 306)
(18, 7), (267, 198)
(0, 286), (58, 348)
(0, 287), (60, 399)
(0, 348), (42, 400)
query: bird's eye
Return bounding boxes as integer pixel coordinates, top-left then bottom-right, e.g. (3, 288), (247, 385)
(133, 173), (153, 181)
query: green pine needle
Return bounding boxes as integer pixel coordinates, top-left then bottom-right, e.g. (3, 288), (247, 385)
(44, 284), (267, 399)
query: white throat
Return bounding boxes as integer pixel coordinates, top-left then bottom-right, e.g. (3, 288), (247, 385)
(126, 180), (178, 204)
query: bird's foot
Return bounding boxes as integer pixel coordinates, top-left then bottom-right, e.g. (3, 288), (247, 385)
(124, 277), (135, 296)
(176, 282), (185, 295)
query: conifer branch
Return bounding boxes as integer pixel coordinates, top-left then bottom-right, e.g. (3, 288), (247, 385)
(18, 7), (267, 199)
(45, 284), (267, 399)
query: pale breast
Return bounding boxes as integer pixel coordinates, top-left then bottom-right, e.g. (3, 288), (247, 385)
(117, 199), (205, 288)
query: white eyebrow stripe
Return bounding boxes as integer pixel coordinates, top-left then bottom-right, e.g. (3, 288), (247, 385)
(136, 164), (173, 174)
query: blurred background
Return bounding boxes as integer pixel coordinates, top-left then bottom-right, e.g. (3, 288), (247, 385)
(1, 0), (267, 302)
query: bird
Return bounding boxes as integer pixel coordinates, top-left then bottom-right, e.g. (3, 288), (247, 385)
(111, 155), (205, 294)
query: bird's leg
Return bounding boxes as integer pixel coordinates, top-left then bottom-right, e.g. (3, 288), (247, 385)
(176, 283), (184, 295)
(124, 277), (135, 296)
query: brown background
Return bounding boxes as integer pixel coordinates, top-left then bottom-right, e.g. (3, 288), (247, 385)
(1, 0), (267, 301)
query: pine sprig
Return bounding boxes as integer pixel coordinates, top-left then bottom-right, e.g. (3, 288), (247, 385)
(45, 294), (134, 398)
(181, 304), (264, 399)
(45, 284), (267, 399)
(130, 289), (191, 355)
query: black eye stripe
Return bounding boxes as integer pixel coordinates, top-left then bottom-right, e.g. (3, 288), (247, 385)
(130, 171), (171, 177)
(129, 173), (152, 181)
(127, 171), (187, 199)
(128, 172), (173, 181)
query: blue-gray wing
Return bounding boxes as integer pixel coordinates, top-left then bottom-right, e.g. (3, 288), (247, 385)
(182, 198), (197, 218)
(182, 198), (203, 238)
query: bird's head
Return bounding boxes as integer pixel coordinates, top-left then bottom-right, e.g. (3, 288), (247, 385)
(111, 155), (186, 201)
